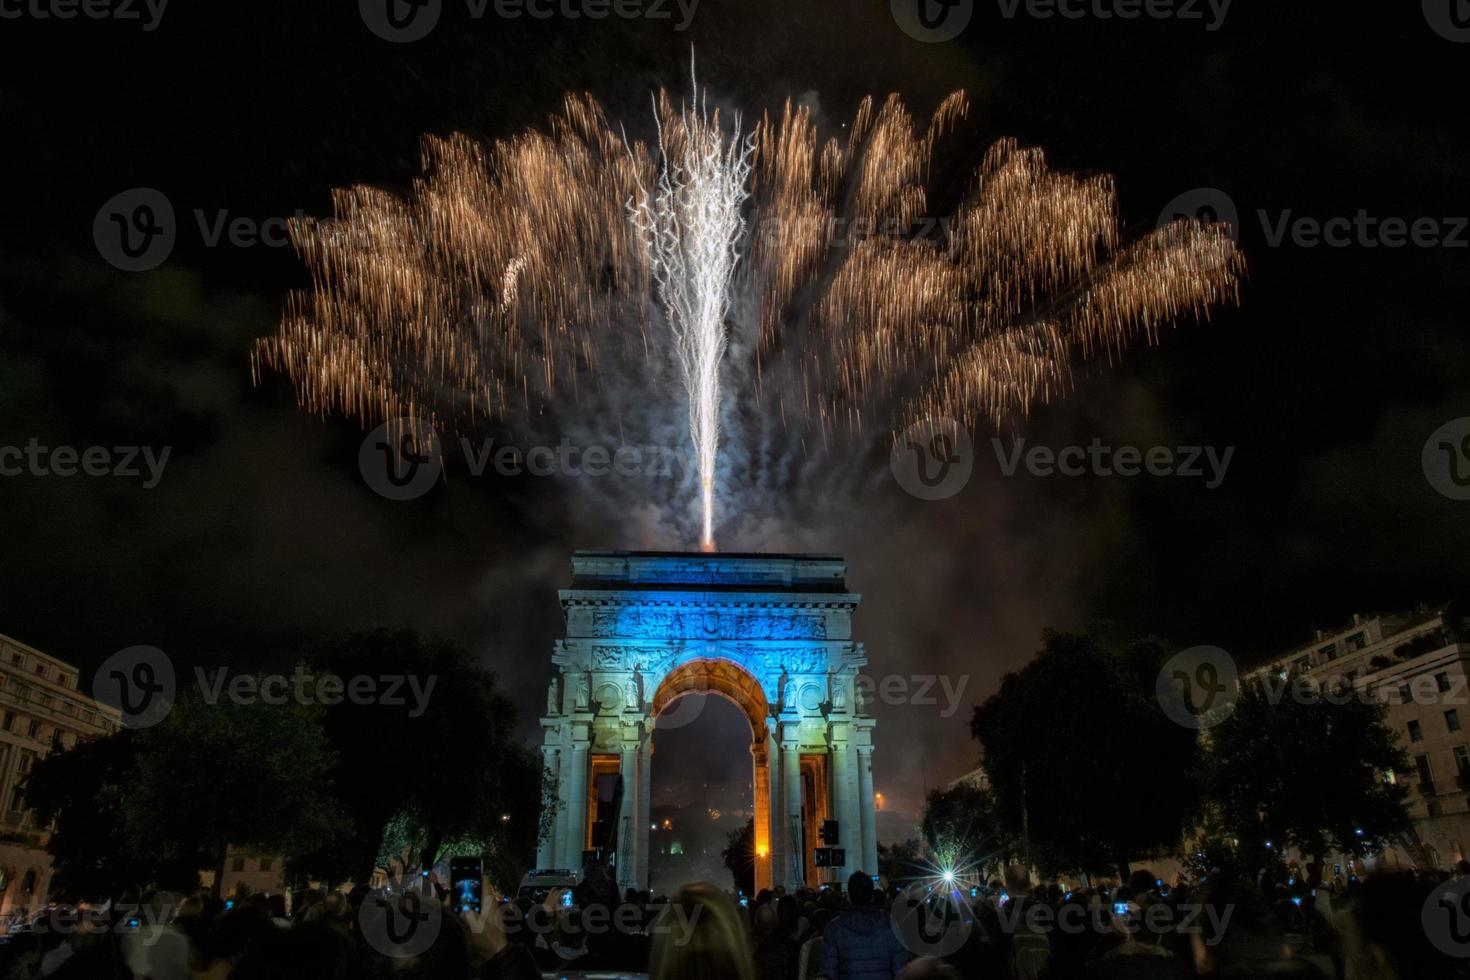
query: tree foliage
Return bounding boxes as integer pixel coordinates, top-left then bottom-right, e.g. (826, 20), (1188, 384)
(25, 731), (203, 899)
(971, 630), (1201, 878)
(1199, 669), (1411, 864)
(921, 781), (1014, 876)
(291, 629), (548, 889)
(124, 692), (339, 895)
(876, 838), (924, 884)
(722, 818), (755, 895)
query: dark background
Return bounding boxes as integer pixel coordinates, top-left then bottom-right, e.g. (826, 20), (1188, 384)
(1, 1), (1467, 820)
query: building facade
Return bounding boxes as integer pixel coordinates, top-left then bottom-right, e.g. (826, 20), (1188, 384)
(538, 551), (880, 894)
(1254, 603), (1470, 869)
(0, 632), (121, 916)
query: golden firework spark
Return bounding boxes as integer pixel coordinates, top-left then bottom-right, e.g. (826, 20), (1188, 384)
(253, 81), (1245, 518)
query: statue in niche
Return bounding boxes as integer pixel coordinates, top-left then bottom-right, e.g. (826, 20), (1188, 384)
(631, 667), (645, 711)
(625, 676), (640, 712)
(832, 675), (847, 711)
(575, 674), (590, 712)
(547, 675), (560, 716)
(777, 670), (790, 712)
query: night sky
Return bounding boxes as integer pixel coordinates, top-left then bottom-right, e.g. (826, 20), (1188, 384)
(2, 1), (1468, 821)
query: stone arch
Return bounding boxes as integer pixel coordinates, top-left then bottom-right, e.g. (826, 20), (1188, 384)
(538, 551), (878, 895)
(650, 658), (768, 736)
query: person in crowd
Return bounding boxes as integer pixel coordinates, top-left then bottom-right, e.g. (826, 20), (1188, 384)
(822, 872), (909, 980)
(460, 884), (540, 980)
(755, 895), (805, 980)
(798, 906), (832, 980)
(650, 883), (756, 980)
(121, 890), (190, 980)
(896, 956), (960, 980)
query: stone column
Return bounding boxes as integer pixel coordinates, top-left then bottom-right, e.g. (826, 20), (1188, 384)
(766, 719), (787, 890)
(635, 729), (652, 890)
(537, 745), (560, 869)
(564, 734), (590, 869)
(752, 737), (773, 893)
(616, 724), (639, 890)
(834, 734), (858, 881)
(781, 724), (803, 889)
(857, 745), (878, 875)
(831, 731), (858, 880)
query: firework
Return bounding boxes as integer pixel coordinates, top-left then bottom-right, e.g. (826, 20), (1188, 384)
(629, 56), (755, 551)
(251, 70), (1245, 545)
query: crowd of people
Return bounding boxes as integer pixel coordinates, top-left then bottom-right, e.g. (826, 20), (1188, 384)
(0, 859), (1465, 979)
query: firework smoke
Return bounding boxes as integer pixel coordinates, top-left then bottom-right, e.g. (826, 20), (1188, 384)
(251, 70), (1245, 548)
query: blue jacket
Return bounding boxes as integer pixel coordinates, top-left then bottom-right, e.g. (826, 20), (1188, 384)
(820, 908), (910, 980)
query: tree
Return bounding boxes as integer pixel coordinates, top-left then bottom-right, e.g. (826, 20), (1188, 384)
(876, 839), (924, 884)
(293, 629), (550, 889)
(1199, 669), (1411, 869)
(125, 692), (339, 896)
(722, 818), (755, 895)
(971, 630), (1201, 879)
(921, 781), (1015, 878)
(26, 731), (204, 900)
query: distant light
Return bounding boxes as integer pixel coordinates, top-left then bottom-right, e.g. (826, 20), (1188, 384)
(1355, 828), (1365, 837)
(942, 869), (955, 884)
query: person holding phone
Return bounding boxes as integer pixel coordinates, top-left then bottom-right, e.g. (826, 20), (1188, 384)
(463, 878), (540, 980)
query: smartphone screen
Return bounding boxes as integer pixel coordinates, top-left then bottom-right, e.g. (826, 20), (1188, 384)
(450, 857), (484, 914)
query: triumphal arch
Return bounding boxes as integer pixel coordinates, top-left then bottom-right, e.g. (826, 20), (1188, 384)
(537, 551), (878, 893)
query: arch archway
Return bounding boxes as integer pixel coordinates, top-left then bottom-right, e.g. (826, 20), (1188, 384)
(650, 660), (774, 891)
(538, 551), (879, 894)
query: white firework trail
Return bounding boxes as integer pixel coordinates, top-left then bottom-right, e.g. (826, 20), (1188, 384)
(629, 56), (755, 551)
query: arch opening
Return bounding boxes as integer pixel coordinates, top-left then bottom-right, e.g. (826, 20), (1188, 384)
(649, 659), (772, 892)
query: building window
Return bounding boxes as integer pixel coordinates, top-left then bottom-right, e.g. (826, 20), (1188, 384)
(1409, 720), (1424, 743)
(9, 653), (21, 666)
(259, 858), (273, 872)
(1319, 643), (1338, 661)
(33, 665), (45, 679)
(232, 857), (246, 872)
(1, 713), (12, 732)
(1455, 746), (1470, 773)
(1416, 753), (1434, 784)
(1346, 632), (1367, 652)
(26, 720), (39, 739)
(1449, 710), (1463, 733)
(1401, 681), (1414, 704)
(1438, 672), (1454, 693)
(9, 787), (24, 813)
